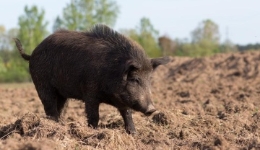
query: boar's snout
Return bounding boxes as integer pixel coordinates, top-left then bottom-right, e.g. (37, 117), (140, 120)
(145, 104), (156, 116)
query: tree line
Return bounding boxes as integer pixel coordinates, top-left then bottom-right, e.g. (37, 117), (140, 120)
(0, 0), (259, 82)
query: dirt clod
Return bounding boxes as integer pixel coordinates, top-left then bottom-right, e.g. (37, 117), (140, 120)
(152, 112), (168, 125)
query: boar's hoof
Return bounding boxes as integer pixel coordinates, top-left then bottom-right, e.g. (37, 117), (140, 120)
(126, 127), (136, 134)
(88, 124), (98, 129)
(126, 130), (136, 135)
(145, 105), (156, 116)
(46, 116), (59, 122)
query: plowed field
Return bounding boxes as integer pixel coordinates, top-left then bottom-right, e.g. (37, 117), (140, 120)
(1, 51), (260, 149)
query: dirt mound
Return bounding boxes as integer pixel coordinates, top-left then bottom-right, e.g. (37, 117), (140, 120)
(151, 51), (260, 149)
(1, 51), (260, 149)
(0, 113), (66, 140)
(162, 51), (260, 84)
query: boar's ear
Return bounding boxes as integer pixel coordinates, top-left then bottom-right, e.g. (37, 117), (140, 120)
(123, 60), (141, 80)
(151, 57), (170, 69)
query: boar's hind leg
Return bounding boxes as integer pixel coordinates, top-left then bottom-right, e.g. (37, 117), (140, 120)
(85, 98), (100, 128)
(56, 93), (67, 117)
(36, 86), (60, 121)
(119, 109), (136, 134)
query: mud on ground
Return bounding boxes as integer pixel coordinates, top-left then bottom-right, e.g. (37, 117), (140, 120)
(0, 51), (260, 149)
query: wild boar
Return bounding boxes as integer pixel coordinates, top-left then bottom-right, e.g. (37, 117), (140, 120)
(14, 24), (169, 134)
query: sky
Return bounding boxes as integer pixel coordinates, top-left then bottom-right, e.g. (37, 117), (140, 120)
(0, 0), (260, 45)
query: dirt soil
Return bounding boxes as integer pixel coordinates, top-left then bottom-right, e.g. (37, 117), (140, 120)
(1, 51), (260, 150)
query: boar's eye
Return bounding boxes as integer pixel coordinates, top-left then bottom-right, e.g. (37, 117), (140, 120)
(128, 78), (140, 84)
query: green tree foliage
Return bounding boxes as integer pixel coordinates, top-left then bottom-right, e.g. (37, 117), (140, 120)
(0, 25), (7, 73)
(53, 16), (63, 32)
(236, 43), (260, 51)
(0, 25), (8, 49)
(122, 17), (162, 57)
(158, 36), (176, 56)
(173, 38), (193, 56)
(0, 25), (27, 83)
(220, 39), (237, 53)
(53, 0), (119, 31)
(191, 19), (219, 44)
(190, 19), (220, 56)
(160, 19), (237, 57)
(0, 60), (30, 82)
(0, 26), (18, 67)
(0, 5), (49, 83)
(170, 19), (222, 57)
(17, 5), (48, 55)
(0, 50), (12, 67)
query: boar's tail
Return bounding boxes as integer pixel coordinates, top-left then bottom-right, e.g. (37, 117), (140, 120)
(13, 38), (31, 61)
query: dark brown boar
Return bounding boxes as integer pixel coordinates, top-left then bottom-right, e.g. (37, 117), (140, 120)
(14, 24), (169, 134)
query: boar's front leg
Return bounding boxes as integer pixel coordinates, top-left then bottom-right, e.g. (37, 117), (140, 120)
(119, 108), (136, 134)
(36, 86), (59, 121)
(85, 98), (100, 128)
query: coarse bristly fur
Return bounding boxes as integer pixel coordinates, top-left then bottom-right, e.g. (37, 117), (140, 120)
(14, 24), (169, 134)
(86, 24), (149, 64)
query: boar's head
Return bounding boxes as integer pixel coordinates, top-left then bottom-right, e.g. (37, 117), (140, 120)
(94, 25), (170, 117)
(119, 56), (169, 116)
